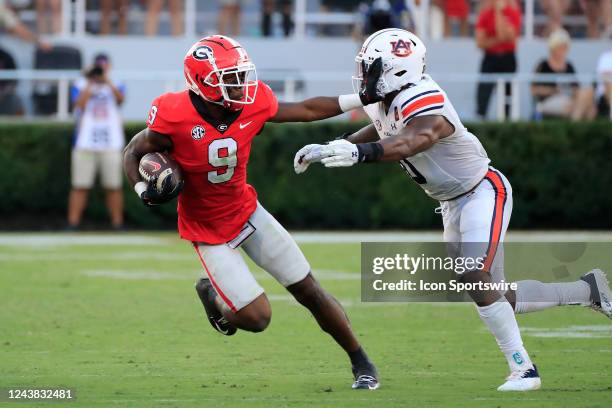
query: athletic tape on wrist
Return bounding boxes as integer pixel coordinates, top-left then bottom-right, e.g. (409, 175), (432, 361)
(134, 181), (147, 197)
(338, 94), (363, 112)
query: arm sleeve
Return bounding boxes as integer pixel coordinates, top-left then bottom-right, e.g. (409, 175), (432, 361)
(146, 95), (175, 136)
(399, 86), (446, 125)
(475, 11), (486, 30)
(567, 63), (579, 88)
(259, 81), (279, 119)
(509, 8), (521, 32)
(532, 60), (546, 87)
(70, 84), (80, 104)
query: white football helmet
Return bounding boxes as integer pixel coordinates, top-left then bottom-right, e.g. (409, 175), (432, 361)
(353, 28), (427, 98)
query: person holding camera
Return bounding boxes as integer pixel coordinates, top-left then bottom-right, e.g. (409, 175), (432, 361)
(67, 53), (126, 230)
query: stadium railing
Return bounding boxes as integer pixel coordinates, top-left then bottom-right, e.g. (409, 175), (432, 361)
(17, 0), (588, 40)
(0, 70), (606, 121)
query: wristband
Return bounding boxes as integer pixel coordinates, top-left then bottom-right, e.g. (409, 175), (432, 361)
(356, 142), (383, 163)
(338, 94), (363, 112)
(134, 181), (147, 197)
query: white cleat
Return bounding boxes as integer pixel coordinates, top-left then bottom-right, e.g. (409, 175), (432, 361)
(580, 269), (612, 319)
(497, 365), (541, 392)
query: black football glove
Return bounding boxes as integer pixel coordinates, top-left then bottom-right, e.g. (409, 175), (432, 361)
(139, 174), (183, 207)
(358, 57), (384, 105)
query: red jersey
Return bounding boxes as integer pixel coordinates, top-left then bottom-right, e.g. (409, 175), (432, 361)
(146, 80), (278, 244)
(476, 6), (521, 54)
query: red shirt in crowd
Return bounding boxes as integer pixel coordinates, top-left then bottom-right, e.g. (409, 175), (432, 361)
(476, 5), (521, 54)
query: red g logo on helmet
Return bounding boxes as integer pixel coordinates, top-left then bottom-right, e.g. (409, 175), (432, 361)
(192, 45), (213, 60)
(390, 39), (413, 57)
(183, 36), (258, 112)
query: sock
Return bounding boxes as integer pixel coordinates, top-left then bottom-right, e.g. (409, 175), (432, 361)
(514, 280), (591, 314)
(477, 301), (533, 372)
(348, 347), (371, 368)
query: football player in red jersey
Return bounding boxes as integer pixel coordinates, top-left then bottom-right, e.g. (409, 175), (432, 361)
(123, 35), (382, 390)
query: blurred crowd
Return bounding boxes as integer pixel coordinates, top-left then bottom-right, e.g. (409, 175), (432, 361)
(0, 0), (610, 38)
(352, 0), (611, 39)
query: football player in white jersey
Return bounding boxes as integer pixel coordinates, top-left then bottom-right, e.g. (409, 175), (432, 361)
(294, 28), (612, 392)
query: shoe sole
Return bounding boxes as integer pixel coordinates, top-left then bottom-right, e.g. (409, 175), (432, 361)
(352, 382), (380, 390)
(583, 269), (612, 319)
(497, 378), (541, 392)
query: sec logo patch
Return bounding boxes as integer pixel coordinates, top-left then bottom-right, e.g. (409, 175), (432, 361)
(191, 125), (205, 140)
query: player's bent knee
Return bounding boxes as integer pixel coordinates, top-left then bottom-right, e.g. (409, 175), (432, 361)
(459, 269), (501, 307)
(241, 313), (271, 333)
(459, 269), (489, 284)
(235, 294), (272, 333)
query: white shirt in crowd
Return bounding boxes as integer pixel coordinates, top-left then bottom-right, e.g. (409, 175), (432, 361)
(71, 77), (126, 151)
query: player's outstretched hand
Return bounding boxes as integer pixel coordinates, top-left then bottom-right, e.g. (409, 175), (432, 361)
(294, 144), (326, 174)
(320, 139), (359, 168)
(359, 57), (384, 105)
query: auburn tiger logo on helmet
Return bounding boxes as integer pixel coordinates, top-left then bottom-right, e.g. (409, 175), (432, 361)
(353, 28), (427, 98)
(390, 39), (413, 57)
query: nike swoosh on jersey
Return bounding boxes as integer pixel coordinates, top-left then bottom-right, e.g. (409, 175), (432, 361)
(239, 121), (253, 129)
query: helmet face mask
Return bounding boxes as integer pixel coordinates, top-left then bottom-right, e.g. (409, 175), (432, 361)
(352, 56), (394, 98)
(353, 28), (427, 99)
(203, 63), (258, 106)
(184, 36), (258, 111)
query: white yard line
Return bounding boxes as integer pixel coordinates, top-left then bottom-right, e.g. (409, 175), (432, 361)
(0, 252), (193, 261)
(291, 231), (612, 243)
(0, 234), (170, 247)
(79, 268), (359, 281)
(0, 231), (611, 248)
(521, 325), (612, 339)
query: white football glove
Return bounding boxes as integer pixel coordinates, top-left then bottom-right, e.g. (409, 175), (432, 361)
(294, 144), (326, 174)
(320, 139), (359, 168)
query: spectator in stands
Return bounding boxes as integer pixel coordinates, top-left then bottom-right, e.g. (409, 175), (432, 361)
(538, 0), (570, 36)
(403, 0), (445, 39)
(262, 0), (293, 37)
(444, 0), (470, 37)
(581, 0), (612, 38)
(1, 0), (52, 49)
(594, 50), (612, 117)
(563, 50), (612, 120)
(68, 53), (126, 231)
(100, 0), (129, 35)
(475, 0), (521, 119)
(36, 0), (61, 34)
(218, 0), (243, 36)
(145, 0), (183, 36)
(531, 29), (595, 120)
(0, 47), (24, 116)
(353, 0), (406, 40)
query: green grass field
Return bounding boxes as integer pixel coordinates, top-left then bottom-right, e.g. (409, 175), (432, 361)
(1, 233), (611, 407)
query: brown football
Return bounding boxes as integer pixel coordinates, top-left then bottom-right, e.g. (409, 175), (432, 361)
(138, 152), (183, 195)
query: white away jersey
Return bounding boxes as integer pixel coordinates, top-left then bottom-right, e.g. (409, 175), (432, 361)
(363, 75), (490, 201)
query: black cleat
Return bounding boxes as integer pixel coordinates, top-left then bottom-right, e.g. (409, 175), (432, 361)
(195, 278), (237, 336)
(351, 364), (380, 390)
